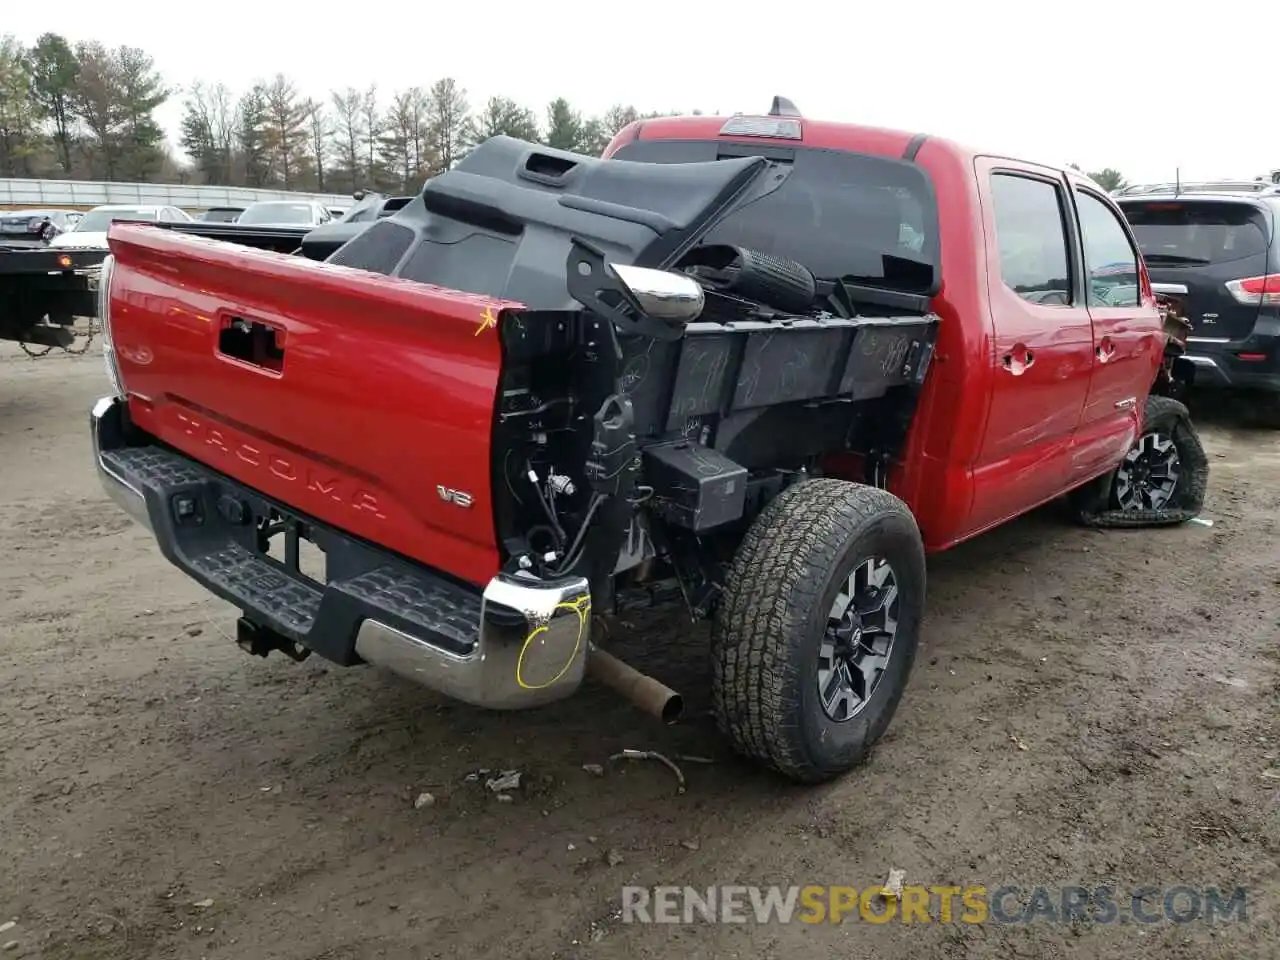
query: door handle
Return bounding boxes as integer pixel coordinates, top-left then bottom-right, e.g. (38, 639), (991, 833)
(1096, 337), (1116, 362)
(1001, 345), (1034, 375)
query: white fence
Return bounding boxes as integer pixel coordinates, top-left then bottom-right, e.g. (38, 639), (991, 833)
(0, 178), (352, 211)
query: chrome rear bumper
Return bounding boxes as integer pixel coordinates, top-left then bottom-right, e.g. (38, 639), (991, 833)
(91, 395), (592, 710)
(353, 575), (592, 709)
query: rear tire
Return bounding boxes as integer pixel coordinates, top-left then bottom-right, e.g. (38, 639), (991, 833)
(710, 479), (926, 784)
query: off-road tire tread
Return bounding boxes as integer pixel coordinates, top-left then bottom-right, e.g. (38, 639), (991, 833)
(1071, 395), (1209, 527)
(710, 478), (923, 783)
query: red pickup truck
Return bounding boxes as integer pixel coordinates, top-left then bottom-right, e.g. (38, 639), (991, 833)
(91, 101), (1207, 783)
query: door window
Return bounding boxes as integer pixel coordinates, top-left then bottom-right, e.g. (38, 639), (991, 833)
(1075, 190), (1140, 307)
(990, 174), (1073, 306)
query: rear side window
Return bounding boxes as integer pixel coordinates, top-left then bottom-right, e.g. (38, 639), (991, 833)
(990, 173), (1072, 305)
(1074, 190), (1140, 307)
(1122, 201), (1271, 266)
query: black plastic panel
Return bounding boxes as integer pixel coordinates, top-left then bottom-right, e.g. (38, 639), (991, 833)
(325, 220), (415, 272)
(617, 314), (937, 439)
(839, 324), (925, 399)
(327, 136), (771, 311)
(644, 443), (748, 532)
(732, 327), (848, 410)
(666, 332), (736, 427)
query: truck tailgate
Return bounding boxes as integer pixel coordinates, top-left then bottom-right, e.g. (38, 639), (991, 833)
(106, 223), (512, 587)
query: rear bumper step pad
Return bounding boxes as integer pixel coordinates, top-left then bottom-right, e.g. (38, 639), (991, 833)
(91, 396), (592, 710)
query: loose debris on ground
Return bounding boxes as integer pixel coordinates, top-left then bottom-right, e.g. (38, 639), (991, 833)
(1, 345), (1278, 960)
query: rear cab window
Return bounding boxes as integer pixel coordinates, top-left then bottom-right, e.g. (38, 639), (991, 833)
(609, 139), (940, 295)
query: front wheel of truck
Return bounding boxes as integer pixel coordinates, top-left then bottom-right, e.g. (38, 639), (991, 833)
(710, 479), (926, 784)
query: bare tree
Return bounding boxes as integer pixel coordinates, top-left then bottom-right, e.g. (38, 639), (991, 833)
(180, 80), (238, 184)
(304, 98), (330, 192)
(360, 85), (382, 187)
(328, 87), (366, 191)
(263, 73), (310, 188)
(469, 95), (539, 147)
(207, 82), (237, 185)
(407, 87), (431, 179)
(71, 41), (121, 179)
(379, 89), (414, 190)
(426, 77), (470, 174)
(601, 104), (640, 137)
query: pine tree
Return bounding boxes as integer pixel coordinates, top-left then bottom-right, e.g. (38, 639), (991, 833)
(236, 83), (270, 187)
(0, 37), (39, 177)
(27, 33), (79, 175)
(542, 98), (581, 151)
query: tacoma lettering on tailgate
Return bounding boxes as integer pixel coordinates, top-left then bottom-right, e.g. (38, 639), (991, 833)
(174, 411), (387, 519)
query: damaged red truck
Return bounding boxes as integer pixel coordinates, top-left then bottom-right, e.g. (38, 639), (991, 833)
(91, 101), (1207, 783)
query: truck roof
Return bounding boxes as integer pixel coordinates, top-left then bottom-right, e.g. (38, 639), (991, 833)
(616, 108), (1050, 176)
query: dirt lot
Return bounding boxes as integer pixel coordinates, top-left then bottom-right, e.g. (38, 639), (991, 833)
(2, 342), (1278, 960)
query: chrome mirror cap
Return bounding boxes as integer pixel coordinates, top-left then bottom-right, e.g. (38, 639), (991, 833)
(611, 263), (704, 323)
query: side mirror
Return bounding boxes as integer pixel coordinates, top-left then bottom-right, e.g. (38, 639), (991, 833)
(611, 263), (705, 323)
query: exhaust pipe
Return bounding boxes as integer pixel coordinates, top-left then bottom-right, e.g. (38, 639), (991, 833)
(587, 646), (683, 724)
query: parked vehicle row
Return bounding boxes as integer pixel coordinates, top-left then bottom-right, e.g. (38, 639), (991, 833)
(48, 204), (195, 250)
(0, 209), (82, 246)
(1, 193), (409, 350)
(1, 198), (343, 251)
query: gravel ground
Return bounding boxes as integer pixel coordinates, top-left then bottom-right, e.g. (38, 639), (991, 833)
(2, 342), (1278, 960)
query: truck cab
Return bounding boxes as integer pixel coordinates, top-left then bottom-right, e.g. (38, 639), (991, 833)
(603, 111), (1164, 549)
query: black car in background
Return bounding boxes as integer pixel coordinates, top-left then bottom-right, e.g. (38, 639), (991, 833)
(1117, 192), (1280, 427)
(200, 206), (244, 223)
(0, 209), (75, 246)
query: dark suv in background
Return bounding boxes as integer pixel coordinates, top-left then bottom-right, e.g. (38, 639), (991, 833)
(1117, 192), (1280, 427)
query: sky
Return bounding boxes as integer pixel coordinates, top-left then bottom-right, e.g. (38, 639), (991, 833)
(9, 0), (1277, 185)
